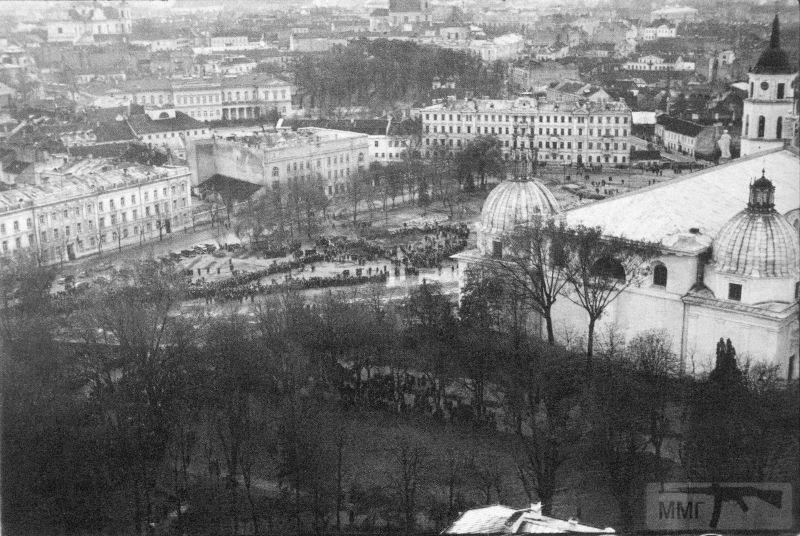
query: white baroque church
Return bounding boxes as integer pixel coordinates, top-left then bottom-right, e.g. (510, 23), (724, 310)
(456, 19), (800, 377)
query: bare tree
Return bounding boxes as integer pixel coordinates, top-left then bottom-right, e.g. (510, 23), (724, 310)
(489, 220), (573, 345)
(560, 225), (659, 363)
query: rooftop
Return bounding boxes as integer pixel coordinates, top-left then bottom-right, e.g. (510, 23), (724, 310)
(128, 111), (203, 135)
(0, 158), (190, 213)
(656, 114), (704, 137)
(564, 148), (800, 250)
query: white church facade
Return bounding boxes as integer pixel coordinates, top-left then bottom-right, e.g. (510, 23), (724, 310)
(457, 148), (799, 378)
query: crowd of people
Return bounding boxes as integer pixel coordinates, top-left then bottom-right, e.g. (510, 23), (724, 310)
(336, 366), (496, 427)
(189, 272), (389, 303)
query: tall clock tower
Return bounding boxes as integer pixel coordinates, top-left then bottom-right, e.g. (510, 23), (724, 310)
(740, 15), (798, 157)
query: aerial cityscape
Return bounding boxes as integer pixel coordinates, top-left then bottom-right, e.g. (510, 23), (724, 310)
(0, 0), (798, 534)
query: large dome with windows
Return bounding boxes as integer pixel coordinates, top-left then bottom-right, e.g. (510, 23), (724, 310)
(478, 178), (561, 255)
(713, 174), (800, 278)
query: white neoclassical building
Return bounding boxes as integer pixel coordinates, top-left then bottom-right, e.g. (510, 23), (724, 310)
(457, 147), (800, 377)
(740, 16), (798, 157)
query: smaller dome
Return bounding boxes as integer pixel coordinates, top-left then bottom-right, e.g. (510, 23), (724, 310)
(713, 177), (799, 278)
(480, 179), (560, 236)
(478, 179), (561, 255)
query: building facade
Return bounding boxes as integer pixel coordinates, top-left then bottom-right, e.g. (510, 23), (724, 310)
(45, 2), (132, 43)
(0, 159), (192, 265)
(418, 97), (631, 166)
(456, 148), (799, 377)
(109, 74), (292, 122)
(187, 127), (371, 197)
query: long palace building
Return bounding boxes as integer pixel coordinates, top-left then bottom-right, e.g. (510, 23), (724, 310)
(417, 96), (631, 166)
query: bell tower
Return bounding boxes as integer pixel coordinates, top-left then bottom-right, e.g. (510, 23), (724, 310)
(740, 15), (798, 157)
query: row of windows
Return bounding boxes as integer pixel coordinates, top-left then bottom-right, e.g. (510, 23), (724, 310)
(374, 140), (408, 148)
(425, 148), (627, 163)
(270, 153), (366, 177)
(146, 130), (207, 141)
(135, 89), (289, 107)
(2, 214), (188, 256)
(424, 112), (628, 125)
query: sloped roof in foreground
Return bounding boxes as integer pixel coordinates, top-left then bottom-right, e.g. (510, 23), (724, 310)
(564, 147), (800, 246)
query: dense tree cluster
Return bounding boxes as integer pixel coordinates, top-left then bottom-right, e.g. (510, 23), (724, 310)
(291, 39), (505, 113)
(1, 246), (797, 534)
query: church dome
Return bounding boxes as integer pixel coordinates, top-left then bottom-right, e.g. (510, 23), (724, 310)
(713, 174), (800, 278)
(479, 179), (561, 254)
(752, 15), (794, 75)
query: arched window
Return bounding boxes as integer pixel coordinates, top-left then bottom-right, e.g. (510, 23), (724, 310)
(272, 167), (279, 177)
(591, 257), (625, 281)
(358, 152), (364, 162)
(757, 115), (765, 138)
(653, 263), (667, 287)
(776, 117), (783, 139)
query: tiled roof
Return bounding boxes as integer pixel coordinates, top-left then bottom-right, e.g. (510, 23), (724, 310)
(371, 8), (390, 16)
(564, 148), (800, 248)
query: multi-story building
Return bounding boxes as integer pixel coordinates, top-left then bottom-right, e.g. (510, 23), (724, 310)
(44, 1), (132, 43)
(418, 97), (631, 166)
(0, 158), (192, 265)
(188, 127), (371, 197)
(108, 74), (293, 122)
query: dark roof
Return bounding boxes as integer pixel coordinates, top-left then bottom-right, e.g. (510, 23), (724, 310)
(752, 15), (794, 75)
(370, 8), (389, 16)
(389, 0), (421, 12)
(200, 174), (262, 202)
(656, 114), (703, 137)
(127, 112), (204, 135)
(94, 120), (137, 142)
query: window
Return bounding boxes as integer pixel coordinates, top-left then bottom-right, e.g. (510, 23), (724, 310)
(653, 264), (667, 286)
(757, 116), (765, 138)
(777, 83), (785, 99)
(728, 283), (742, 301)
(591, 257), (625, 281)
(777, 117), (783, 139)
(492, 240), (502, 259)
